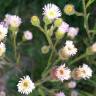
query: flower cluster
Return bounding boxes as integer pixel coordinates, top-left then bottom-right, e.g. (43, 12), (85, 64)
(51, 63), (92, 83)
(55, 20), (79, 40)
(0, 14), (22, 57)
(0, 1), (95, 96)
(29, 3), (94, 96)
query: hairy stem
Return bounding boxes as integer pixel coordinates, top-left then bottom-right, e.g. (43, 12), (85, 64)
(82, 0), (92, 42)
(69, 53), (87, 65)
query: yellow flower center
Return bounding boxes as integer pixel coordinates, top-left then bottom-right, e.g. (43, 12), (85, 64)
(59, 69), (64, 75)
(67, 6), (73, 12)
(59, 68), (65, 75)
(23, 81), (29, 88)
(48, 10), (55, 17)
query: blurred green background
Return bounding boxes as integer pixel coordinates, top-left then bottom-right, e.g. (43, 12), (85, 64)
(0, 0), (96, 96)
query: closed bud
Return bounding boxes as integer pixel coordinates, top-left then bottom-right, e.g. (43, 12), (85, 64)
(50, 67), (57, 80)
(55, 30), (65, 40)
(31, 16), (40, 27)
(67, 27), (79, 39)
(47, 25), (54, 36)
(89, 43), (96, 54)
(41, 45), (50, 54)
(54, 18), (63, 27)
(9, 26), (18, 33)
(43, 16), (52, 25)
(64, 4), (75, 15)
(67, 81), (77, 88)
(59, 47), (70, 60)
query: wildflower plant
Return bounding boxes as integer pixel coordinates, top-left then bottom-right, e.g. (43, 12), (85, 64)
(0, 0), (96, 96)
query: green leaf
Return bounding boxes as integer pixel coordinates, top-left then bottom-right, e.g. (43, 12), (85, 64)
(38, 88), (45, 96)
(80, 90), (94, 96)
(86, 0), (95, 8)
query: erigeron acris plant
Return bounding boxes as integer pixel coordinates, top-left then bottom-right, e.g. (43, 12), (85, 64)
(0, 0), (95, 96)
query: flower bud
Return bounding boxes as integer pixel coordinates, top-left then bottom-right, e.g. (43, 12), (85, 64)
(23, 30), (33, 40)
(31, 16), (40, 27)
(50, 67), (57, 80)
(72, 68), (82, 80)
(55, 92), (65, 96)
(64, 4), (75, 15)
(41, 45), (50, 54)
(48, 25), (54, 36)
(43, 16), (52, 25)
(55, 30), (65, 40)
(54, 18), (63, 27)
(67, 27), (79, 39)
(89, 43), (96, 53)
(47, 29), (53, 37)
(67, 81), (77, 88)
(59, 47), (70, 60)
(9, 26), (18, 33)
(55, 21), (69, 40)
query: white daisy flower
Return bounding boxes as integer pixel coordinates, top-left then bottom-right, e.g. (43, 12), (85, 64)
(56, 64), (71, 82)
(58, 21), (69, 33)
(5, 14), (22, 28)
(0, 42), (6, 57)
(72, 64), (92, 80)
(55, 92), (65, 96)
(0, 23), (8, 41)
(67, 27), (79, 39)
(65, 40), (77, 56)
(17, 75), (35, 95)
(78, 64), (92, 79)
(43, 3), (61, 20)
(24, 31), (33, 40)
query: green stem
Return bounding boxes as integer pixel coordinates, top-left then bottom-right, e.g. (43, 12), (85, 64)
(12, 32), (17, 61)
(42, 57), (61, 78)
(40, 85), (56, 95)
(39, 25), (58, 78)
(69, 53), (87, 65)
(48, 40), (58, 65)
(42, 40), (58, 77)
(35, 76), (50, 86)
(12, 32), (21, 64)
(82, 0), (91, 42)
(39, 25), (57, 54)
